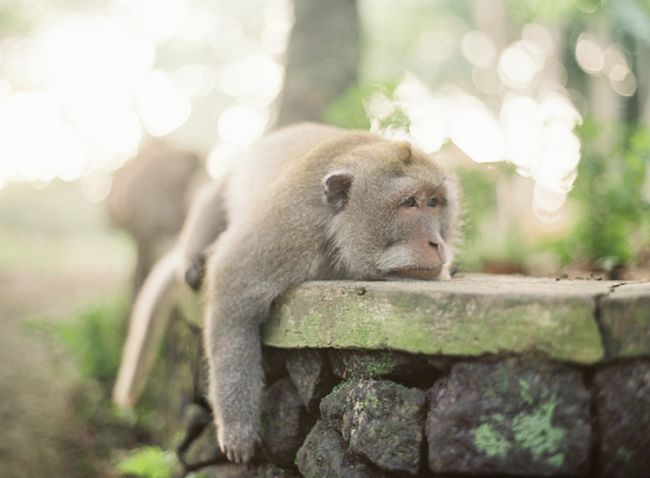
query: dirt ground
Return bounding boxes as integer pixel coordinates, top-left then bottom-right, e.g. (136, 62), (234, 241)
(0, 268), (127, 478)
(0, 182), (134, 478)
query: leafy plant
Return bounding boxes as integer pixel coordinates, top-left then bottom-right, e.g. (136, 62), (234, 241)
(53, 296), (129, 383)
(322, 82), (397, 129)
(556, 119), (650, 269)
(116, 447), (176, 478)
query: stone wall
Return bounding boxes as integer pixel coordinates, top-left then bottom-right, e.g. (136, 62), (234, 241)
(149, 274), (650, 477)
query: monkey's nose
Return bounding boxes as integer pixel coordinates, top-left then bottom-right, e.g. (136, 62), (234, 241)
(428, 241), (444, 262)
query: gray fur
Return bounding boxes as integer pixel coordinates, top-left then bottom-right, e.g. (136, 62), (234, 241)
(127, 123), (461, 464)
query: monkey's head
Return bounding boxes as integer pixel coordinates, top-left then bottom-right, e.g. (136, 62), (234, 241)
(324, 140), (460, 281)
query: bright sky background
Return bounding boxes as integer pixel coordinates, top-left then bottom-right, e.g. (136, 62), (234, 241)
(0, 0), (292, 197)
(0, 0), (638, 219)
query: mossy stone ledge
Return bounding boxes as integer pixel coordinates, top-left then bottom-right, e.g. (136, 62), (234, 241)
(260, 274), (650, 364)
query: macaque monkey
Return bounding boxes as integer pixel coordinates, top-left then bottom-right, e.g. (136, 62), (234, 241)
(106, 140), (200, 293)
(114, 123), (460, 464)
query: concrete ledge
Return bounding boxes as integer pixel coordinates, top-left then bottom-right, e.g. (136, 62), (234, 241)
(179, 273), (650, 363)
(260, 274), (650, 364)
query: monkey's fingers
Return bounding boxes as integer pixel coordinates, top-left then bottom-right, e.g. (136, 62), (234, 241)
(218, 425), (259, 464)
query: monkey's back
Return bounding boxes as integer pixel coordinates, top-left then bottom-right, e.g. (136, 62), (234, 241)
(224, 123), (346, 222)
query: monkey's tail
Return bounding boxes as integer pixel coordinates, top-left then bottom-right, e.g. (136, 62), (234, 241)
(113, 249), (181, 407)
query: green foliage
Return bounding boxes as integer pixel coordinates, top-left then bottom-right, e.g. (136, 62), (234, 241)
(58, 297), (128, 382)
(505, 0), (600, 22)
(0, 1), (31, 35)
(116, 447), (176, 478)
(453, 167), (516, 270)
(557, 120), (650, 268)
(607, 0), (650, 45)
(322, 82), (396, 130)
(35, 295), (129, 383)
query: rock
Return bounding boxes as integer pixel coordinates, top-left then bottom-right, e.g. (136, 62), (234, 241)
(262, 346), (287, 385)
(320, 379), (426, 475)
(205, 464), (256, 478)
(328, 349), (436, 386)
(295, 421), (389, 478)
(286, 349), (336, 412)
(595, 361), (650, 477)
(599, 283), (650, 358)
(205, 464), (299, 478)
(255, 464), (301, 477)
(176, 402), (224, 467)
(426, 359), (591, 476)
(260, 377), (314, 467)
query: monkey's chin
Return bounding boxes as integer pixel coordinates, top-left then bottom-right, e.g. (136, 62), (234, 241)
(388, 266), (442, 280)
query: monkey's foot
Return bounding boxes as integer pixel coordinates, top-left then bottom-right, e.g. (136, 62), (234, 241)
(217, 423), (259, 464)
(185, 254), (206, 291)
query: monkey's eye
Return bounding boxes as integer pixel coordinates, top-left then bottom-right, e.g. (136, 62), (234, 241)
(428, 197), (439, 207)
(402, 196), (417, 208)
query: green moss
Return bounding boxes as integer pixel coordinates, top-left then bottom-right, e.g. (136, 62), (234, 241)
(519, 378), (534, 405)
(548, 453), (565, 467)
(362, 390), (380, 409)
(491, 413), (506, 423)
(473, 423), (511, 459)
(361, 355), (396, 376)
(616, 446), (634, 462)
(512, 398), (566, 465)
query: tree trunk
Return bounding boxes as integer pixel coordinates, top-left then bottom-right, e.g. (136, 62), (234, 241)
(275, 0), (360, 126)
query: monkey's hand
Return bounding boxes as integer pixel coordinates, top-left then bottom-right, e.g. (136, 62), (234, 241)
(217, 420), (259, 464)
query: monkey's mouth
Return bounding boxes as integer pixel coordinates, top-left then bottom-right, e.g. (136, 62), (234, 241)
(389, 266), (441, 280)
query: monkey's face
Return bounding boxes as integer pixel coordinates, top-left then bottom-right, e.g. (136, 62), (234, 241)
(374, 176), (454, 280)
(324, 146), (459, 281)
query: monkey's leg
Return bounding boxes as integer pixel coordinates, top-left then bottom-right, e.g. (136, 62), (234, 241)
(178, 178), (229, 290)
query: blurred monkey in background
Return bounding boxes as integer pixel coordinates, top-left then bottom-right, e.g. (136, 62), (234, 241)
(106, 140), (202, 295)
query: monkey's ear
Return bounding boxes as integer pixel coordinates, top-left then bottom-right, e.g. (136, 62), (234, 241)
(323, 171), (353, 213)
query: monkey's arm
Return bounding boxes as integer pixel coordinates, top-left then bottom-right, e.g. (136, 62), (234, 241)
(177, 177), (229, 289)
(203, 218), (323, 463)
(203, 284), (270, 464)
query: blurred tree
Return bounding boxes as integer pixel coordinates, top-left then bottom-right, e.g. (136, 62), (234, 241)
(557, 120), (650, 275)
(276, 0), (360, 125)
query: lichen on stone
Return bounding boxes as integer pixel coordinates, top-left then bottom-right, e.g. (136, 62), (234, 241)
(511, 398), (566, 466)
(473, 423), (511, 459)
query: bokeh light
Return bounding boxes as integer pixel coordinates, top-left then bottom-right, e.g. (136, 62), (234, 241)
(217, 105), (270, 146)
(461, 31), (495, 67)
(219, 53), (285, 106)
(498, 41), (546, 89)
(367, 71), (582, 220)
(575, 33), (605, 75)
(136, 70), (192, 137)
(0, 0), (293, 189)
